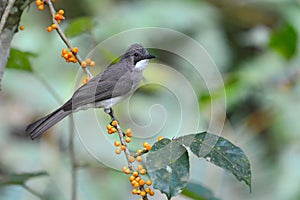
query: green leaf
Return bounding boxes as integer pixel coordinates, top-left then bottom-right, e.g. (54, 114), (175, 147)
(146, 138), (190, 199)
(178, 132), (251, 191)
(0, 171), (47, 186)
(6, 48), (36, 71)
(182, 182), (220, 200)
(65, 17), (94, 38)
(269, 23), (297, 59)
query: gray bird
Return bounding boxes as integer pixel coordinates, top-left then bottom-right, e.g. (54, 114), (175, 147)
(26, 44), (155, 139)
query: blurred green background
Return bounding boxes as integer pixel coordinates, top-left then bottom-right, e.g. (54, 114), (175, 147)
(1, 0), (300, 199)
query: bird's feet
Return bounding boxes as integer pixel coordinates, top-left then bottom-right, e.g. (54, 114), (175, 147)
(104, 107), (119, 126)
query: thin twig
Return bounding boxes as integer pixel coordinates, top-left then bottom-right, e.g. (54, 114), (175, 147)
(45, 0), (93, 78)
(108, 112), (148, 200)
(115, 124), (135, 170)
(22, 184), (44, 199)
(0, 0), (16, 35)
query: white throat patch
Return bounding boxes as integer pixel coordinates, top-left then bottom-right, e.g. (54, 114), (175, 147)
(135, 59), (149, 71)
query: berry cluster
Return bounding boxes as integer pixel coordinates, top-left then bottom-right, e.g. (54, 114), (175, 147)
(35, 0), (56, 11)
(54, 9), (65, 24)
(46, 9), (65, 32)
(35, 0), (45, 10)
(81, 58), (96, 68)
(126, 168), (155, 197)
(33, 0), (95, 81)
(61, 48), (78, 63)
(106, 121), (159, 198)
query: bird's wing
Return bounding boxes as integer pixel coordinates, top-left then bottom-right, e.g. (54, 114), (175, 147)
(62, 66), (134, 111)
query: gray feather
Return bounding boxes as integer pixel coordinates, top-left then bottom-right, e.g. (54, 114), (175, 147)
(26, 108), (71, 140)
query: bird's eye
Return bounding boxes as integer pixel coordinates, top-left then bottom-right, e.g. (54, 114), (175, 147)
(134, 53), (139, 57)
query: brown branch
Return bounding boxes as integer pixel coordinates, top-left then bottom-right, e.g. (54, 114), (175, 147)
(0, 0), (16, 35)
(0, 0), (31, 91)
(45, 0), (93, 78)
(22, 184), (44, 199)
(108, 112), (149, 200)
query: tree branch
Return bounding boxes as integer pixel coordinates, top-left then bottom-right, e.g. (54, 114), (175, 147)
(45, 0), (93, 78)
(0, 0), (31, 91)
(106, 110), (149, 200)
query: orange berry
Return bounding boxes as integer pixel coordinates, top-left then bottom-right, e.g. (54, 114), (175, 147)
(115, 149), (121, 154)
(149, 190), (155, 196)
(125, 137), (131, 143)
(145, 144), (152, 151)
(38, 4), (44, 10)
(55, 14), (64, 21)
(56, 19), (61, 24)
(122, 166), (127, 172)
(135, 177), (141, 182)
(35, 0), (43, 6)
(51, 23), (57, 29)
(83, 77), (90, 84)
(72, 47), (79, 53)
(68, 57), (77, 63)
(126, 128), (131, 133)
(62, 49), (68, 55)
(81, 61), (87, 68)
(90, 61), (96, 67)
(125, 169), (131, 174)
(129, 156), (135, 163)
(145, 188), (151, 193)
(132, 171), (139, 177)
(86, 58), (92, 64)
(132, 189), (138, 195)
(158, 136), (164, 141)
(143, 142), (149, 148)
(114, 141), (120, 147)
(67, 52), (73, 58)
(138, 165), (143, 170)
(137, 149), (143, 154)
(106, 124), (113, 130)
(54, 14), (59, 20)
(126, 129), (133, 137)
(46, 26), (52, 32)
(120, 145), (126, 151)
(145, 180), (152, 186)
(129, 175), (135, 182)
(139, 179), (145, 186)
(62, 54), (69, 59)
(136, 156), (142, 162)
(111, 127), (117, 133)
(140, 190), (146, 197)
(58, 9), (64, 15)
(140, 169), (147, 175)
(19, 25), (25, 31)
(111, 120), (118, 127)
(132, 181), (140, 188)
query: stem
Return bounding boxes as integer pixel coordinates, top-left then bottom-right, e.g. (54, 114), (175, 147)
(45, 0), (93, 78)
(115, 124), (135, 171)
(22, 184), (44, 199)
(107, 109), (148, 200)
(0, 0), (16, 35)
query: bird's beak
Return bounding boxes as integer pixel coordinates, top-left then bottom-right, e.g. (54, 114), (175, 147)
(146, 55), (156, 59)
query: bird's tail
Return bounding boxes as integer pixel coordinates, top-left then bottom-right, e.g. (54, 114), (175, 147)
(26, 107), (71, 140)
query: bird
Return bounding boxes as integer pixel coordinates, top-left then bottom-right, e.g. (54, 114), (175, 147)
(26, 43), (155, 140)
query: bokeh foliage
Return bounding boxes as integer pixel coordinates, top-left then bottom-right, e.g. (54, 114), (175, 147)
(1, 0), (300, 200)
